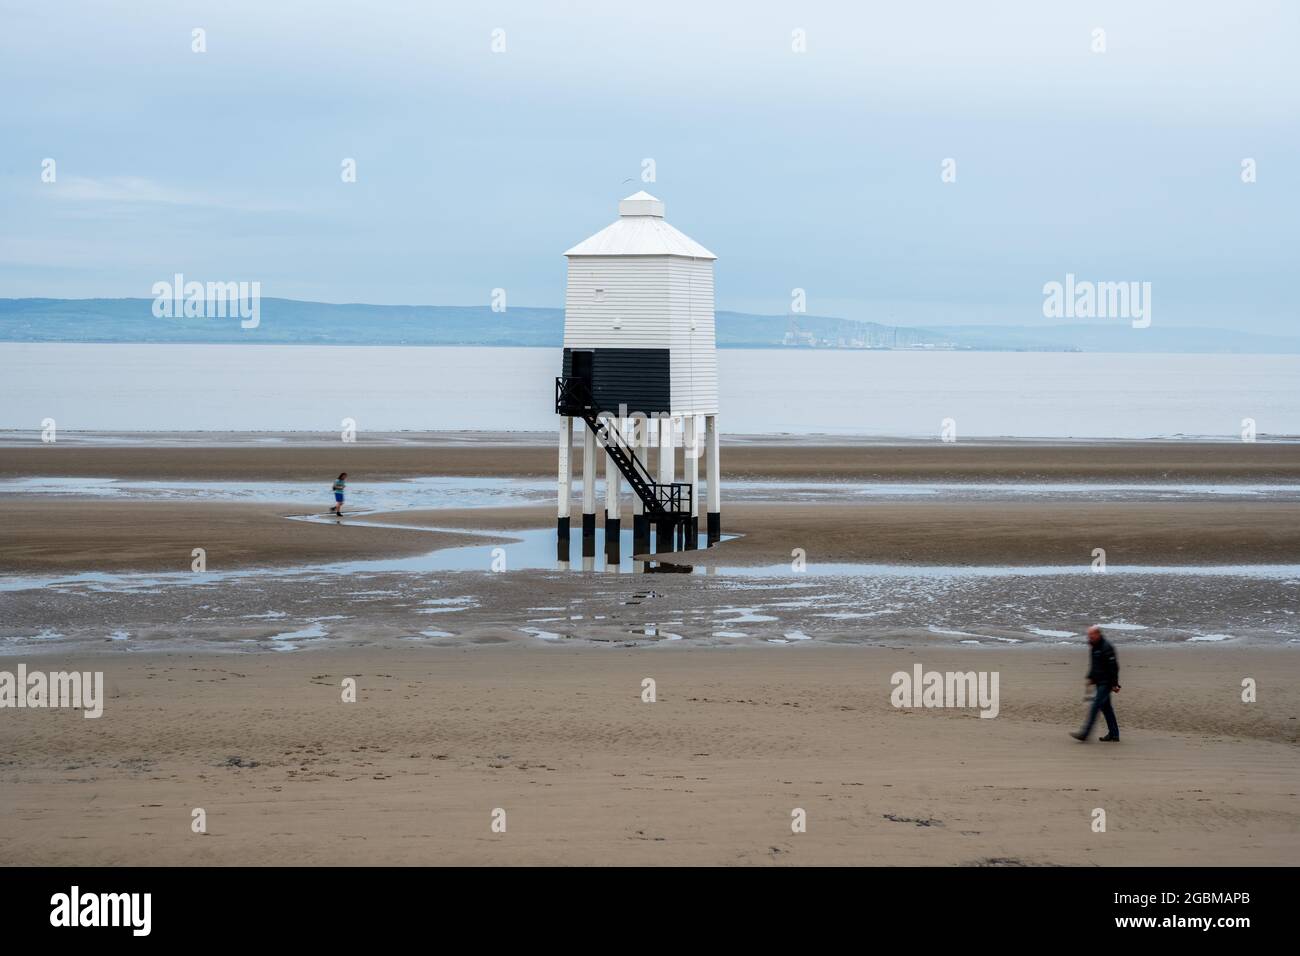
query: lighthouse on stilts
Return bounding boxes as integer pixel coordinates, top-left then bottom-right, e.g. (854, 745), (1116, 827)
(555, 191), (721, 565)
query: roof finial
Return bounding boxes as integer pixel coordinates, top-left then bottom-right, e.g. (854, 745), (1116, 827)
(619, 191), (664, 218)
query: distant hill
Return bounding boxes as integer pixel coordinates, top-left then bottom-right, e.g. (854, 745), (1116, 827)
(1, 297), (1296, 353)
(0, 298), (562, 347)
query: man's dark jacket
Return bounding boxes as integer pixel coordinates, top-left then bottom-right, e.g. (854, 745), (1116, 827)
(1087, 636), (1120, 687)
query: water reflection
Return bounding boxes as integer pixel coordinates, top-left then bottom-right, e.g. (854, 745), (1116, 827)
(554, 525), (716, 574)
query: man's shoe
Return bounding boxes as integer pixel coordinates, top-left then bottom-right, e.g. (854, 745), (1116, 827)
(1099, 735), (1120, 742)
(1070, 731), (1088, 741)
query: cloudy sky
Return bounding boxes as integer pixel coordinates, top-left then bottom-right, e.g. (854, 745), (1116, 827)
(1, 1), (1296, 332)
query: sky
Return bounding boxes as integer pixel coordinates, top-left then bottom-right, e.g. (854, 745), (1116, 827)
(1, 0), (1296, 333)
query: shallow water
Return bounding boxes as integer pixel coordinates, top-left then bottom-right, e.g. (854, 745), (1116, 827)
(4, 469), (1299, 591)
(4, 512), (1299, 594)
(3, 475), (1297, 508)
(292, 520), (724, 575)
(0, 475), (552, 510)
(0, 523), (725, 592)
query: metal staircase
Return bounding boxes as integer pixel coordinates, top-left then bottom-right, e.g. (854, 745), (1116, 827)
(556, 377), (693, 522)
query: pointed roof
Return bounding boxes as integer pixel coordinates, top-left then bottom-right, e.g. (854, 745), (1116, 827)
(564, 192), (716, 259)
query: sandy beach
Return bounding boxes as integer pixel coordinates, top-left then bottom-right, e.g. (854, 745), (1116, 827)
(2, 437), (1297, 867)
(6, 497), (1300, 574)
(4, 441), (1300, 574)
(0, 499), (506, 573)
(2, 644), (1296, 866)
(5, 438), (1300, 482)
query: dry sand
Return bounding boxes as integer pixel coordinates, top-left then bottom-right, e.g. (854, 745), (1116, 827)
(1, 645), (1294, 866)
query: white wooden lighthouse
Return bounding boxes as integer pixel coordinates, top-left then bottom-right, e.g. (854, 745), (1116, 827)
(555, 191), (722, 560)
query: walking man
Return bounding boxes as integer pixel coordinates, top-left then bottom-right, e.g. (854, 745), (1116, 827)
(1071, 625), (1121, 742)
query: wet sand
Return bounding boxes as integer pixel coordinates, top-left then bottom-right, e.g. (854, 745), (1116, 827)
(382, 500), (1300, 568)
(3, 442), (1300, 574)
(5, 439), (1300, 482)
(5, 497), (1300, 574)
(0, 499), (506, 573)
(1, 645), (1294, 866)
(692, 499), (1300, 567)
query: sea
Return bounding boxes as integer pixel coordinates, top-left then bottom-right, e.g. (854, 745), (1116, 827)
(2, 343), (1297, 439)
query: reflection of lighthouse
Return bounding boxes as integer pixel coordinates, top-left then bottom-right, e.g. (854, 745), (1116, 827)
(554, 191), (721, 564)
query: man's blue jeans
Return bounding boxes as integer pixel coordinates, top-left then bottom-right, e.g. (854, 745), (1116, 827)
(1081, 683), (1119, 739)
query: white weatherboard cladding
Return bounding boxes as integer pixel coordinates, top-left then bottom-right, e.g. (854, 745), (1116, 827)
(564, 257), (671, 349)
(563, 255), (718, 416)
(667, 258), (718, 416)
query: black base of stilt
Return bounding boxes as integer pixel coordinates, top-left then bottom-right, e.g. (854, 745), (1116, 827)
(685, 516), (699, 550)
(655, 520), (673, 553)
(582, 513), (596, 557)
(556, 516), (571, 562)
(604, 517), (621, 560)
(632, 514), (650, 554)
(707, 511), (721, 545)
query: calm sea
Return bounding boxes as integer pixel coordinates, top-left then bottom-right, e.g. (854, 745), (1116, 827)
(2, 343), (1297, 438)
